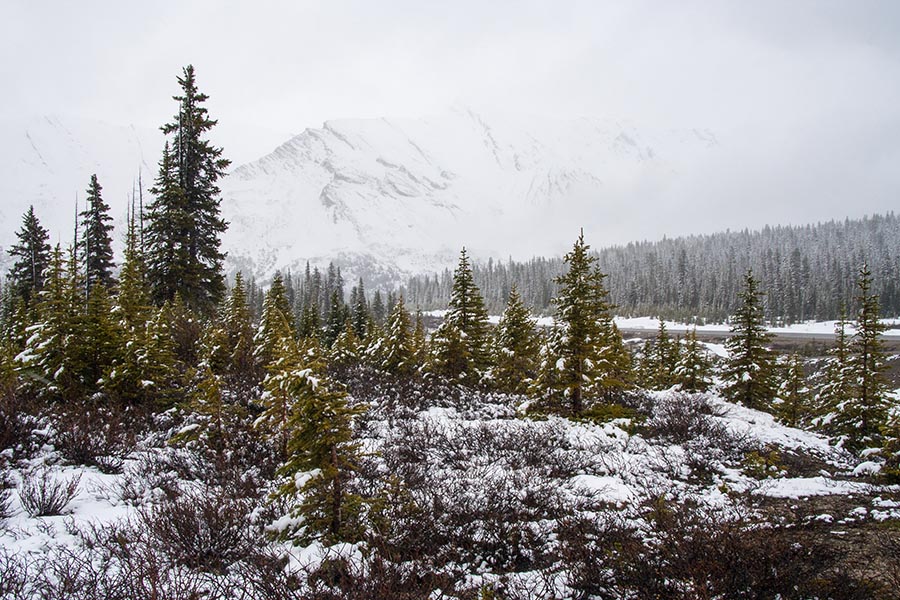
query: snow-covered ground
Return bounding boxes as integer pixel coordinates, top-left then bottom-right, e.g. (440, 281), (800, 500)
(3, 388), (896, 596)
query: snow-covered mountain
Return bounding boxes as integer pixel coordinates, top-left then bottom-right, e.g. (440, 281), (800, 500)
(221, 108), (718, 284)
(1, 110), (718, 285)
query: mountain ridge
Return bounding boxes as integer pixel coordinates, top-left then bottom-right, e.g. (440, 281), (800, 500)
(1, 109), (718, 285)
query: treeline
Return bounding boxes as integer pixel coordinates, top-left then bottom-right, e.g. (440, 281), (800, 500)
(401, 213), (900, 322)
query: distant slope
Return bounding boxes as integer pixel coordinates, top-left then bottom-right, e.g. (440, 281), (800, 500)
(402, 213), (900, 322)
(0, 115), (161, 269)
(1, 110), (716, 287)
(219, 108), (718, 284)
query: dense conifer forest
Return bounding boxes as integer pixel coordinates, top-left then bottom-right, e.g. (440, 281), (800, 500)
(402, 213), (900, 322)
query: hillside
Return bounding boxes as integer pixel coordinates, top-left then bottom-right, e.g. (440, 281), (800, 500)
(220, 108), (718, 284)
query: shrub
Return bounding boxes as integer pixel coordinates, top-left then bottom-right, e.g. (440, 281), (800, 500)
(0, 549), (30, 599)
(18, 466), (81, 517)
(54, 401), (140, 474)
(138, 487), (259, 573)
(0, 391), (30, 462)
(643, 392), (728, 444)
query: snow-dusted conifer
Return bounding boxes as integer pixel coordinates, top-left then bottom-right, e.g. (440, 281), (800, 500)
(813, 306), (853, 430)
(411, 309), (428, 370)
(833, 264), (890, 453)
(429, 248), (491, 385)
(145, 65), (229, 315)
(673, 327), (713, 392)
(328, 319), (361, 371)
(78, 174), (116, 297)
(720, 270), (777, 410)
(541, 231), (622, 414)
(380, 295), (414, 376)
(6, 206), (51, 307)
(254, 273), (295, 370)
(776, 354), (811, 428)
(272, 351), (363, 544)
(493, 285), (539, 395)
(18, 245), (77, 401)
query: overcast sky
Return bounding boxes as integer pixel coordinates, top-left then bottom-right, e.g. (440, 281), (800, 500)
(2, 0), (899, 237)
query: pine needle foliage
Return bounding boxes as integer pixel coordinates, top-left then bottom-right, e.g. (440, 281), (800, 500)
(492, 285), (539, 395)
(721, 270), (777, 410)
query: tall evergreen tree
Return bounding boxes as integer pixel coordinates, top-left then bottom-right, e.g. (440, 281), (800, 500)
(6, 206), (51, 307)
(78, 174), (116, 297)
(776, 354), (811, 428)
(673, 328), (713, 393)
(721, 270), (777, 410)
(145, 65), (230, 315)
(429, 248), (492, 385)
(540, 232), (621, 414)
(833, 264), (890, 452)
(350, 279), (370, 339)
(492, 285), (539, 395)
(255, 273), (295, 371)
(379, 295), (414, 376)
(814, 306), (853, 430)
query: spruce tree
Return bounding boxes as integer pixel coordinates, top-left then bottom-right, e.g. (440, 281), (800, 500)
(411, 309), (428, 370)
(6, 206), (51, 306)
(541, 232), (620, 414)
(721, 270), (777, 410)
(75, 284), (121, 394)
(833, 264), (890, 452)
(598, 321), (635, 397)
(145, 65), (230, 315)
(323, 290), (348, 348)
(219, 272), (258, 391)
(256, 326), (302, 461)
(429, 248), (491, 385)
(371, 291), (386, 327)
(641, 321), (679, 390)
(115, 205), (152, 330)
(18, 245), (78, 402)
(814, 306), (853, 430)
(350, 279), (370, 340)
(328, 319), (361, 372)
(379, 295), (414, 376)
(776, 354), (811, 428)
(78, 174), (116, 297)
(492, 285), (539, 395)
(104, 207), (180, 407)
(272, 350), (364, 544)
(673, 328), (713, 392)
(255, 273), (295, 371)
